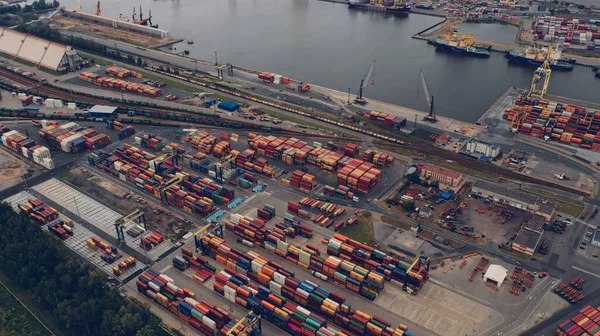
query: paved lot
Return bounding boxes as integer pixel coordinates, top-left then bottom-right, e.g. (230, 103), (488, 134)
(32, 178), (175, 261)
(461, 197), (527, 245)
(4, 191), (145, 281)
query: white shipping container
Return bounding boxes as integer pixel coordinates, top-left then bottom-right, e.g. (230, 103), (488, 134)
(146, 290), (157, 299)
(148, 282), (160, 292)
(67, 102), (77, 110)
(202, 316), (217, 331)
(43, 158), (54, 170)
(52, 100), (64, 108)
(184, 297), (200, 307)
(273, 272), (286, 285)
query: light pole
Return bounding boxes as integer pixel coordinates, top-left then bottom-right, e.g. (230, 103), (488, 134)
(214, 51), (218, 66)
(73, 196), (81, 218)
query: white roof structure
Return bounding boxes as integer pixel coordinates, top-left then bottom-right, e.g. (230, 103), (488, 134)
(0, 28), (80, 72)
(483, 265), (508, 286)
(89, 105), (118, 115)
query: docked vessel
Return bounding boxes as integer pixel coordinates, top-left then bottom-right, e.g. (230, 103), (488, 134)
(505, 46), (574, 71)
(429, 32), (491, 57)
(348, 0), (411, 15)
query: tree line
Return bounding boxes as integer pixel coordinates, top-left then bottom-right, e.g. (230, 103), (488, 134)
(0, 203), (162, 336)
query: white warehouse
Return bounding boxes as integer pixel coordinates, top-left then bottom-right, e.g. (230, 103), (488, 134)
(465, 139), (501, 158)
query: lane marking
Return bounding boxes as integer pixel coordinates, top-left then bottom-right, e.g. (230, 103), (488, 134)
(572, 266), (600, 279)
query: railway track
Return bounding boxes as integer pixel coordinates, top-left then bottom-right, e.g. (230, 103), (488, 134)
(0, 67), (592, 197)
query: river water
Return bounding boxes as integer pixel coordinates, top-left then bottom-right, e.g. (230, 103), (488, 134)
(60, 0), (600, 122)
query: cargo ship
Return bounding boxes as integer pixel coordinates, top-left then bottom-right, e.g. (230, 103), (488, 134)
(348, 0), (411, 15)
(505, 46), (574, 71)
(429, 32), (491, 57)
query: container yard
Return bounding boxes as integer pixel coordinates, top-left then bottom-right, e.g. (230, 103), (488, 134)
(38, 121), (112, 152)
(531, 16), (600, 50)
(504, 94), (600, 151)
(78, 72), (163, 97)
(556, 305), (600, 336)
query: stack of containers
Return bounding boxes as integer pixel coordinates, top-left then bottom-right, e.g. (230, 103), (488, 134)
(79, 72), (163, 97)
(367, 111), (407, 130)
(112, 256), (136, 276)
(85, 133), (111, 150)
(136, 268), (232, 335)
(118, 126), (135, 140)
(289, 170), (316, 192)
(212, 141), (231, 158)
(328, 234), (428, 294)
(225, 213), (268, 246)
(556, 305), (600, 336)
(18, 198), (59, 224)
(184, 152), (209, 172)
(337, 159), (381, 193)
(257, 204), (276, 221)
(140, 232), (165, 251)
(105, 65), (142, 78)
(235, 149), (256, 167)
(238, 171), (257, 189)
(343, 144), (359, 158)
(140, 134), (164, 150)
(1, 130), (54, 169)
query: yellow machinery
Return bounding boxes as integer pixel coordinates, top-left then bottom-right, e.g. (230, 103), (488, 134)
(193, 221), (224, 251)
(115, 209), (146, 241)
(225, 312), (262, 336)
(529, 44), (552, 99)
(510, 110), (527, 133)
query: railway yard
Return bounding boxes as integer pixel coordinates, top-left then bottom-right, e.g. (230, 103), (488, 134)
(1, 46), (600, 336)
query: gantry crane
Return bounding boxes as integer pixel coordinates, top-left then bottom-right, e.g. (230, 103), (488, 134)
(152, 150), (179, 176)
(225, 312), (262, 336)
(193, 221), (224, 252)
(215, 154), (237, 182)
(354, 60), (375, 105)
(528, 44), (553, 99)
(510, 110), (527, 133)
(158, 175), (184, 203)
(418, 69), (436, 122)
(115, 209), (146, 241)
(403, 254), (430, 294)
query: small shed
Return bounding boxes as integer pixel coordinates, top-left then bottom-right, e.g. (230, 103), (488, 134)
(218, 101), (240, 112)
(483, 265), (508, 287)
(439, 192), (452, 200)
(204, 99), (217, 107)
(88, 105), (118, 118)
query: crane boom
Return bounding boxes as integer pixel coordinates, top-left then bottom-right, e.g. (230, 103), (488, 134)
(420, 70), (431, 107)
(355, 60), (375, 105)
(419, 70), (436, 122)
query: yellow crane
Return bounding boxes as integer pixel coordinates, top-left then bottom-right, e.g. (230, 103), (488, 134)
(225, 312), (262, 336)
(158, 175), (184, 203)
(510, 110), (527, 133)
(193, 221), (224, 251)
(528, 44), (553, 99)
(215, 153), (238, 182)
(115, 209), (146, 241)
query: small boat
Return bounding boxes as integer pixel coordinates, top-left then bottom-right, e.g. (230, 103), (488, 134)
(187, 40), (194, 44)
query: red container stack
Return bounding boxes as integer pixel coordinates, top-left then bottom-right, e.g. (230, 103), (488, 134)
(556, 305), (600, 336)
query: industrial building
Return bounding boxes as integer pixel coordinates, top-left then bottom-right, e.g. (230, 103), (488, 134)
(420, 164), (463, 187)
(483, 265), (508, 287)
(472, 180), (556, 221)
(62, 9), (171, 39)
(512, 229), (543, 256)
(465, 139), (501, 158)
(88, 105), (118, 118)
(0, 28), (84, 72)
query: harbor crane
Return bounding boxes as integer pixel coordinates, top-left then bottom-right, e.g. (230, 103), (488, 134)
(418, 69), (436, 122)
(193, 221), (224, 252)
(95, 0), (101, 15)
(528, 44), (553, 99)
(354, 60), (375, 105)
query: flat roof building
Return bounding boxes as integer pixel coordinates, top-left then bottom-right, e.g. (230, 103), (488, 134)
(593, 229), (600, 248)
(420, 164), (463, 187)
(62, 9), (171, 39)
(88, 105), (118, 118)
(465, 139), (501, 158)
(512, 229), (543, 256)
(0, 28), (83, 72)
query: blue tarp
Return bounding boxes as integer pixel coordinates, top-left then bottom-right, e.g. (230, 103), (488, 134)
(204, 99), (217, 107)
(207, 209), (225, 222)
(440, 192), (452, 200)
(218, 101), (240, 112)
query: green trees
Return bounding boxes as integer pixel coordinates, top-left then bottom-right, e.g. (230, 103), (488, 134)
(0, 203), (161, 336)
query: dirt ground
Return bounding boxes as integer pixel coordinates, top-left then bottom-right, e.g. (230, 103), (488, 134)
(51, 15), (181, 48)
(0, 147), (36, 191)
(62, 167), (191, 238)
(421, 18), (466, 38)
